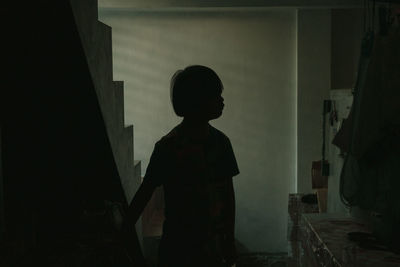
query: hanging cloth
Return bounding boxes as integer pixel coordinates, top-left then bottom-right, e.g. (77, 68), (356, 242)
(339, 31), (400, 208)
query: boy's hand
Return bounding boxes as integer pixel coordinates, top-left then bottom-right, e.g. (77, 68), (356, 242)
(222, 237), (237, 267)
(120, 217), (148, 267)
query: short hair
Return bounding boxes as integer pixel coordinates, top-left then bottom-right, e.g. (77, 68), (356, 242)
(170, 65), (223, 117)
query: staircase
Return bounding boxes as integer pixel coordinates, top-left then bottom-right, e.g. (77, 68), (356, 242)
(69, 0), (139, 206)
(69, 0), (143, 254)
(1, 1), (142, 266)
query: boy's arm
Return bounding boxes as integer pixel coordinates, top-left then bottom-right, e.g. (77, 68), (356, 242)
(122, 176), (158, 266)
(225, 177), (237, 265)
(126, 176), (158, 224)
(124, 142), (164, 226)
(226, 177), (235, 242)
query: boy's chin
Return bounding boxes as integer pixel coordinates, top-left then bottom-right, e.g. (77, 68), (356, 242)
(209, 111), (223, 120)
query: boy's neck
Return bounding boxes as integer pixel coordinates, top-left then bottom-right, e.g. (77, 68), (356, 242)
(181, 117), (210, 140)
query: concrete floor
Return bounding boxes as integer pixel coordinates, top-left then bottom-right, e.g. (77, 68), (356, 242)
(143, 236), (291, 267)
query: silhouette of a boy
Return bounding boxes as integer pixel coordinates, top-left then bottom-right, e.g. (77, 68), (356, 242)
(125, 65), (239, 267)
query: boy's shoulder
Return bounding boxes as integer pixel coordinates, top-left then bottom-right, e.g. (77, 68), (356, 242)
(154, 126), (180, 147)
(155, 124), (230, 148)
(209, 125), (228, 139)
(209, 125), (231, 146)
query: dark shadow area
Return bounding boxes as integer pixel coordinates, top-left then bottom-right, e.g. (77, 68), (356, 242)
(1, 1), (141, 266)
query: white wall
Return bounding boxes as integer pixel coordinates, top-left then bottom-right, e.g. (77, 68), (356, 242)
(99, 9), (297, 252)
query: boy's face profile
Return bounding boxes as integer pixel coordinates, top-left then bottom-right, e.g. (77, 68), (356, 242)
(205, 92), (224, 121)
(191, 90), (224, 121)
(186, 90), (224, 122)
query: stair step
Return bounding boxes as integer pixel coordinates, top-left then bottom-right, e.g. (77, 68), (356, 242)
(87, 22), (114, 135)
(113, 81), (125, 128)
(93, 21), (113, 83)
(119, 125), (135, 203)
(69, 0), (98, 54)
(88, 21), (114, 117)
(100, 80), (124, 137)
(69, 0), (98, 27)
(123, 125), (134, 165)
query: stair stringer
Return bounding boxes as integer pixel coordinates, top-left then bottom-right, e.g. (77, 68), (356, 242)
(69, 0), (137, 205)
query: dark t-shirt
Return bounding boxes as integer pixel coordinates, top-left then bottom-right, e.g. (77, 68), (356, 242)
(144, 124), (239, 240)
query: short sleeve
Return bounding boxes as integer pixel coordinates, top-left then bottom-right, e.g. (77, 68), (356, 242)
(144, 142), (166, 187)
(221, 138), (240, 178)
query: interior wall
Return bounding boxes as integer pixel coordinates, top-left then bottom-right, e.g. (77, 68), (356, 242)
(297, 9), (331, 194)
(99, 9), (297, 252)
(331, 8), (364, 89)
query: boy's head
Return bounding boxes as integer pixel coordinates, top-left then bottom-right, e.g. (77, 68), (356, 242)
(170, 65), (224, 120)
